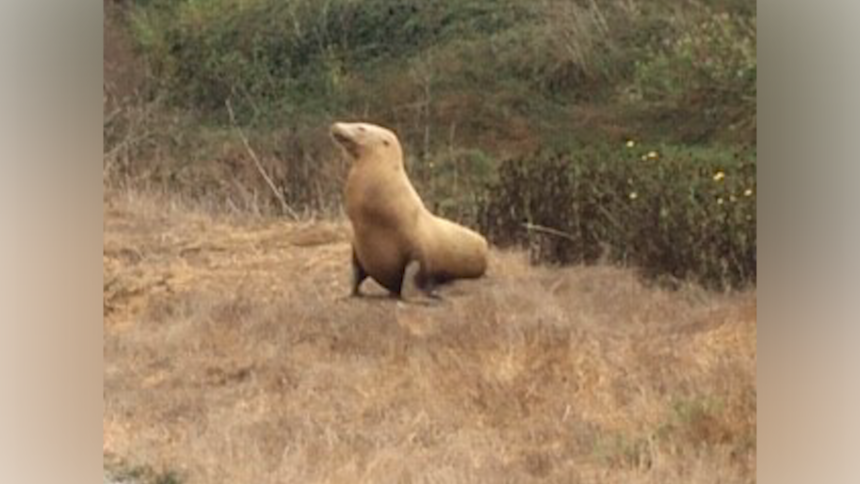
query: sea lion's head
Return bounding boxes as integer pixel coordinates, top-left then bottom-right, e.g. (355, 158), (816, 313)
(330, 122), (402, 161)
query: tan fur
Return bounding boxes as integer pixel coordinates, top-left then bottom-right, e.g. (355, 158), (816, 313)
(331, 121), (488, 296)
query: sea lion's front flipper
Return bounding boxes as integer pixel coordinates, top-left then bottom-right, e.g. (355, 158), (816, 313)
(351, 247), (369, 297)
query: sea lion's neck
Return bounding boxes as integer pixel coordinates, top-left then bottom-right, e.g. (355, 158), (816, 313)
(359, 149), (403, 167)
(351, 153), (407, 179)
(346, 153), (426, 212)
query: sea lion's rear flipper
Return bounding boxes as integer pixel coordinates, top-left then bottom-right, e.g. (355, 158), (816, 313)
(414, 266), (446, 299)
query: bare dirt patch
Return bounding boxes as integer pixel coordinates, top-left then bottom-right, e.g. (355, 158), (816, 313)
(104, 191), (755, 484)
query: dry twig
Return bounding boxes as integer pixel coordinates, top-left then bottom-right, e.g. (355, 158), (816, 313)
(522, 222), (578, 242)
(225, 98), (298, 220)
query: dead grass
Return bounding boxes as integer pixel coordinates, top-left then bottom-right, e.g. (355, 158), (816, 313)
(104, 190), (755, 484)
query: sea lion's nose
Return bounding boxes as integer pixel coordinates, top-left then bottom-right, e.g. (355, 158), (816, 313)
(330, 122), (347, 136)
(330, 123), (354, 150)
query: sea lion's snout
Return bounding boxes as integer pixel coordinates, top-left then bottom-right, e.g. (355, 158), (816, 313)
(330, 123), (358, 155)
(330, 122), (349, 142)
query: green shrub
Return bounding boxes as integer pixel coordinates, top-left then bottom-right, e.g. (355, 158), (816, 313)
(125, 0), (755, 147)
(628, 10), (756, 142)
(478, 142), (756, 289)
(127, 0), (534, 125)
(411, 147), (497, 224)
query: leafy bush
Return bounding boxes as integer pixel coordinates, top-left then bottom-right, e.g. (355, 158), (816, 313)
(127, 0), (534, 125)
(125, 0), (756, 147)
(478, 143), (756, 289)
(628, 11), (757, 142)
(412, 147), (496, 223)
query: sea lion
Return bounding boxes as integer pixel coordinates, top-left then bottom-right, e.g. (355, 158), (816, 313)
(330, 121), (488, 297)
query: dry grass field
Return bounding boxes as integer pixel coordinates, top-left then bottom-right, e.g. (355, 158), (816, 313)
(103, 191), (755, 484)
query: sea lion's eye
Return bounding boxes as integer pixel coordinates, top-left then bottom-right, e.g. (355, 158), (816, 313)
(358, 126), (366, 132)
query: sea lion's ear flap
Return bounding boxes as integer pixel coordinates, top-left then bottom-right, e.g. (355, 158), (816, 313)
(383, 140), (391, 147)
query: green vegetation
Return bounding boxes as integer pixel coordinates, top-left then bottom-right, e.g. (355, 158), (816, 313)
(478, 142), (756, 289)
(120, 0), (755, 144)
(106, 0), (756, 288)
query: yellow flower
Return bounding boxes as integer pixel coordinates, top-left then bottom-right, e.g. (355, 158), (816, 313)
(629, 191), (638, 200)
(626, 140), (636, 148)
(717, 197), (725, 205)
(646, 150), (659, 160)
(744, 188), (754, 197)
(713, 171), (726, 182)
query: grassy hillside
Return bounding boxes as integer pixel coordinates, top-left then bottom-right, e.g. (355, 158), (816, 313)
(103, 0), (756, 287)
(116, 0), (754, 144)
(104, 192), (755, 484)
(103, 3), (756, 481)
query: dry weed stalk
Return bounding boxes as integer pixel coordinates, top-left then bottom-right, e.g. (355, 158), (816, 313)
(225, 98), (299, 220)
